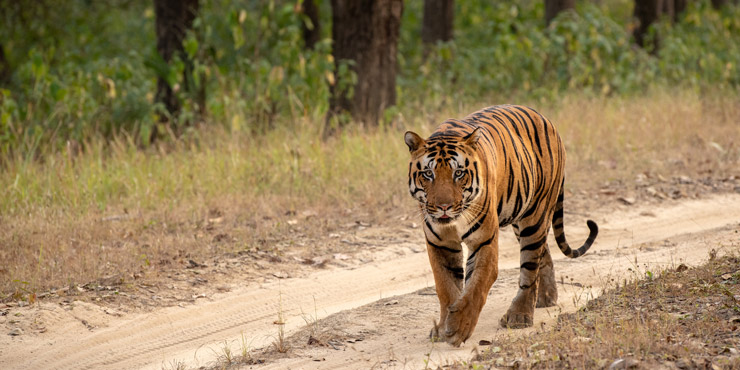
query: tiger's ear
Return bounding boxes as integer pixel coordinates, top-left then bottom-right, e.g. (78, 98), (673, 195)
(463, 127), (482, 146)
(404, 131), (425, 152)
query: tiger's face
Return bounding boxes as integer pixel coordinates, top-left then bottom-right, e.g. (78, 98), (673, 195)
(404, 128), (483, 225)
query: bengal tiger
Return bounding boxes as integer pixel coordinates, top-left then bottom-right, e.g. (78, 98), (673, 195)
(404, 105), (598, 347)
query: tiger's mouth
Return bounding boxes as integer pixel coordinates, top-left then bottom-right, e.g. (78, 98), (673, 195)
(432, 212), (457, 224)
(436, 216), (454, 224)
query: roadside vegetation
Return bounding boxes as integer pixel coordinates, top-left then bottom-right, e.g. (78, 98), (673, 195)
(468, 252), (740, 369)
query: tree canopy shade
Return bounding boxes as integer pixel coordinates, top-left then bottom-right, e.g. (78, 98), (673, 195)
(422, 0), (454, 44)
(545, 0), (575, 26)
(633, 0), (662, 49)
(328, 0), (403, 127)
(0, 43), (10, 85)
(301, 0), (321, 50)
(153, 0), (201, 142)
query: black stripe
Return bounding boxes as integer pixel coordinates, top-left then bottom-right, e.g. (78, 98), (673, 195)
(462, 211), (487, 240)
(520, 262), (538, 270)
(468, 235), (495, 262)
(427, 240), (461, 253)
(518, 224), (539, 238)
(520, 236), (546, 251)
(445, 265), (464, 280)
(555, 233), (568, 245)
(513, 106), (543, 157)
(425, 220), (441, 240)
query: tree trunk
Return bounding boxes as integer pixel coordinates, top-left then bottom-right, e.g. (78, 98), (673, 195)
(545, 0), (575, 26)
(422, 0), (454, 44)
(0, 43), (10, 85)
(674, 0), (687, 22)
(711, 0), (728, 9)
(633, 0), (662, 50)
(301, 0), (321, 50)
(328, 0), (403, 127)
(662, 0), (675, 22)
(153, 0), (200, 141)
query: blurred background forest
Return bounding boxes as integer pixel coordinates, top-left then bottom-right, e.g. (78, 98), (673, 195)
(1, 0), (740, 297)
(1, 0), (738, 157)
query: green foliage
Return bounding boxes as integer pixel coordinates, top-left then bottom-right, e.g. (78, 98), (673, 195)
(0, 0), (739, 158)
(400, 0), (738, 104)
(658, 1), (740, 86)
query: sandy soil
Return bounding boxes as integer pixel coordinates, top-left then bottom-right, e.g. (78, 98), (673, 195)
(1, 194), (739, 369)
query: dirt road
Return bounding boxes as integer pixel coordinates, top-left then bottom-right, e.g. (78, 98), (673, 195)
(2, 194), (739, 369)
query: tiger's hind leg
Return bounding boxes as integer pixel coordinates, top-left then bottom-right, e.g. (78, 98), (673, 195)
(500, 219), (549, 328)
(511, 225), (557, 308)
(535, 246), (558, 308)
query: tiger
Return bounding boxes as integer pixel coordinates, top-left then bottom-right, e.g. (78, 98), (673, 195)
(404, 105), (598, 347)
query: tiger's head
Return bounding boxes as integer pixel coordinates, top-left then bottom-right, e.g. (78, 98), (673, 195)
(404, 127), (483, 225)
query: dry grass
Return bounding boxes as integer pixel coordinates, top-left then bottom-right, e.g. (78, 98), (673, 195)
(1, 88), (738, 300)
(470, 253), (740, 369)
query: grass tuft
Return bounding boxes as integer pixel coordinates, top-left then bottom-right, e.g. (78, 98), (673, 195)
(1, 89), (738, 299)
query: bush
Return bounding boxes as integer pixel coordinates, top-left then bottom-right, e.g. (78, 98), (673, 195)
(0, 0), (738, 159)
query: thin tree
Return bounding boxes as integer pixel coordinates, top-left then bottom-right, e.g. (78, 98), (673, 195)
(662, 0), (675, 22)
(545, 0), (575, 26)
(674, 0), (687, 22)
(0, 43), (10, 85)
(633, 0), (662, 50)
(422, 0), (454, 45)
(301, 0), (321, 50)
(328, 0), (403, 127)
(711, 0), (728, 9)
(153, 0), (200, 142)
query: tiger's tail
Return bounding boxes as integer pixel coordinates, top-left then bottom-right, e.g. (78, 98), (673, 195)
(551, 179), (598, 258)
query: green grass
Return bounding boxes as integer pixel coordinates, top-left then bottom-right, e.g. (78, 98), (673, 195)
(1, 88), (738, 299)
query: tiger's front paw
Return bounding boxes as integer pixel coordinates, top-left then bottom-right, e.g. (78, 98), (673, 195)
(443, 300), (480, 347)
(499, 310), (533, 328)
(429, 320), (445, 342)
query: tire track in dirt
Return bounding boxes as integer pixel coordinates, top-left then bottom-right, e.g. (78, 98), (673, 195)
(1, 195), (739, 369)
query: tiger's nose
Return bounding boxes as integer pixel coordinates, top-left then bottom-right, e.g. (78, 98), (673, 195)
(439, 204), (451, 211)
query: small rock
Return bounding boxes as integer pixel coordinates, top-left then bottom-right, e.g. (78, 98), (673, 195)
(478, 339), (493, 346)
(271, 271), (289, 279)
(617, 197), (636, 205)
(609, 358), (640, 369)
(676, 358), (691, 369)
(187, 259), (206, 268)
(572, 336), (592, 343)
(676, 264), (689, 272)
(678, 175), (693, 184)
(609, 359), (625, 370)
(8, 328), (23, 336)
(333, 253), (350, 261)
(383, 300), (399, 306)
